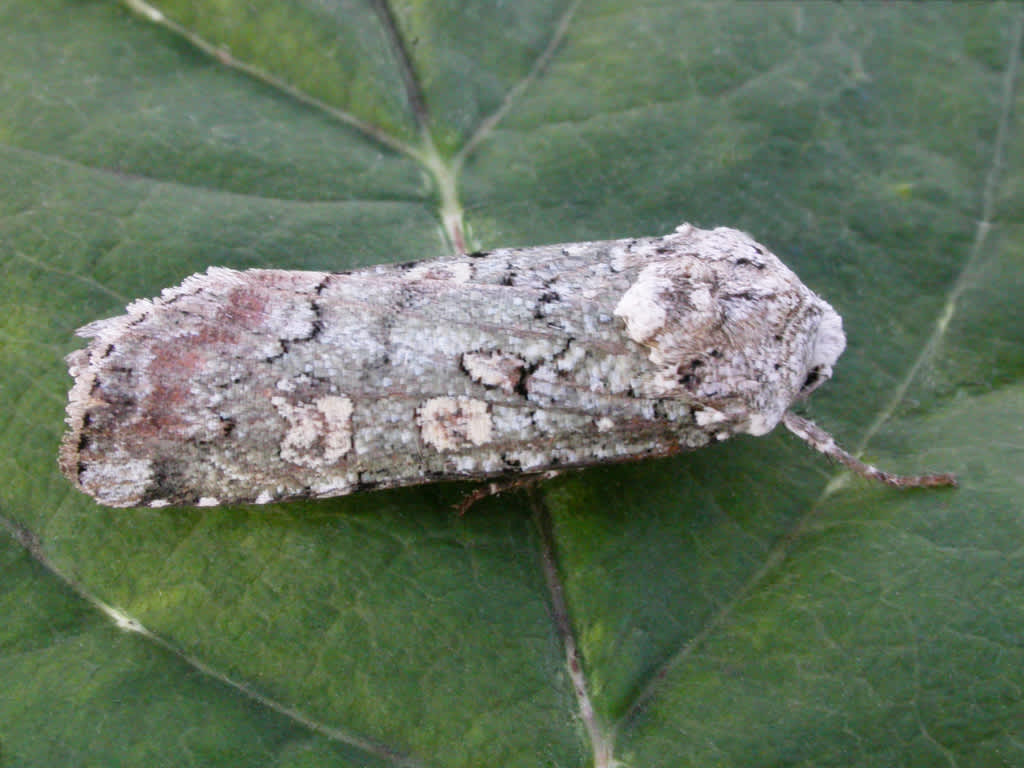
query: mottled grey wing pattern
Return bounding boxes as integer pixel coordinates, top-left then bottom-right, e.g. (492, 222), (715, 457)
(61, 224), (850, 507)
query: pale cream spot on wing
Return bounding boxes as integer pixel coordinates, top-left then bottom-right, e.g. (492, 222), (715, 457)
(462, 351), (525, 393)
(418, 397), (493, 451)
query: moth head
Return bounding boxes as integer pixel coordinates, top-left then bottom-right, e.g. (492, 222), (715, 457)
(798, 306), (845, 397)
(614, 226), (847, 437)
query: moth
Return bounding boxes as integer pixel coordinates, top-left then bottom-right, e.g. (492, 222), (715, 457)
(60, 223), (955, 508)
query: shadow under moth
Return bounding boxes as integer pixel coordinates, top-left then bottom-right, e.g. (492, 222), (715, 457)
(60, 223), (956, 508)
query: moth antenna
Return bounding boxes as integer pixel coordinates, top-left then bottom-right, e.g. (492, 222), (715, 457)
(781, 412), (957, 489)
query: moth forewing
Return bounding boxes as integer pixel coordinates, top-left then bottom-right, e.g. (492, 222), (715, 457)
(60, 223), (954, 508)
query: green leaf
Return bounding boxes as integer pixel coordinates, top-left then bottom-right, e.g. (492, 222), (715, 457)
(2, 1), (1022, 766)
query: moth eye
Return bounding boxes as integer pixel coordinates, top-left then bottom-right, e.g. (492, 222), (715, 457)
(800, 366), (827, 395)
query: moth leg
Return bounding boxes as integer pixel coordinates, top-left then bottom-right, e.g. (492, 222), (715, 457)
(781, 412), (957, 489)
(455, 470), (563, 515)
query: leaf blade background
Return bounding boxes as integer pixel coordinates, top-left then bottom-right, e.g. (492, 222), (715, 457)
(1, 1), (1022, 766)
